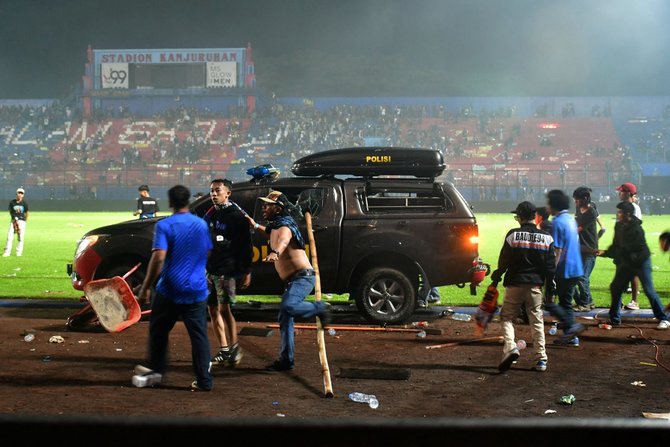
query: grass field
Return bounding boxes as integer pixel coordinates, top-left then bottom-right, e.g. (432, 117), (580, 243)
(0, 212), (668, 308)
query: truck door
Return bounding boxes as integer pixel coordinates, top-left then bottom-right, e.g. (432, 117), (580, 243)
(248, 183), (342, 295)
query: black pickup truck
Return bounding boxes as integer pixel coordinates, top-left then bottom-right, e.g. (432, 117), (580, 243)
(67, 147), (487, 325)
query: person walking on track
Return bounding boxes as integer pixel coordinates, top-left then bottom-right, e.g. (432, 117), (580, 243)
(597, 202), (669, 330)
(132, 185), (213, 391)
(490, 201), (556, 372)
(545, 189), (587, 346)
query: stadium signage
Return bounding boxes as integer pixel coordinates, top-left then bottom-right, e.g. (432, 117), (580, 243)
(99, 51), (239, 64)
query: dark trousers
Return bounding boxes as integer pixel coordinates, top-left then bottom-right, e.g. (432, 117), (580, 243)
(148, 292), (212, 390)
(609, 258), (668, 324)
(545, 277), (579, 334)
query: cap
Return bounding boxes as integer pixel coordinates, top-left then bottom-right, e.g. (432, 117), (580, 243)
(510, 201), (537, 219)
(258, 190), (289, 207)
(16, 188), (25, 194)
(616, 183), (637, 194)
(138, 184), (150, 192)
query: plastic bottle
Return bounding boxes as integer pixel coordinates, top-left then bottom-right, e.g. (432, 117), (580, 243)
(416, 330), (427, 339)
(24, 333), (34, 342)
(516, 339), (526, 350)
(348, 392), (379, 409)
(411, 321), (429, 328)
(548, 322), (558, 336)
(328, 328), (337, 336)
(451, 313), (472, 322)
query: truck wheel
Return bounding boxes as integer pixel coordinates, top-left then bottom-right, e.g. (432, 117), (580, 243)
(354, 267), (416, 325)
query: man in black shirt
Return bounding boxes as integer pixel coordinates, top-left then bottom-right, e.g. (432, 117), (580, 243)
(134, 185), (159, 219)
(490, 201), (556, 372)
(572, 187), (598, 311)
(204, 179), (252, 366)
(3, 187), (29, 257)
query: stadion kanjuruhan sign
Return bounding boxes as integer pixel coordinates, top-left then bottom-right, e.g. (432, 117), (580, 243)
(206, 62), (237, 88)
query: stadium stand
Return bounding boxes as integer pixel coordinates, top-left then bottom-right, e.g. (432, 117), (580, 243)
(0, 98), (668, 205)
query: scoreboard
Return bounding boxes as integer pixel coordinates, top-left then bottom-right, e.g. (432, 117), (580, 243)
(92, 48), (246, 90)
(82, 46), (257, 117)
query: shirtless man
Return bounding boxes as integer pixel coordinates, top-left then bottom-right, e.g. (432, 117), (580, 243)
(247, 190), (331, 371)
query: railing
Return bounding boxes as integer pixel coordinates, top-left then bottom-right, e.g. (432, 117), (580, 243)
(0, 165), (640, 201)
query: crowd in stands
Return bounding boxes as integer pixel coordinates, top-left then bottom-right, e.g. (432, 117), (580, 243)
(0, 100), (668, 200)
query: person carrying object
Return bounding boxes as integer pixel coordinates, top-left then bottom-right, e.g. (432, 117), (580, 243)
(489, 201), (555, 372)
(246, 190), (331, 372)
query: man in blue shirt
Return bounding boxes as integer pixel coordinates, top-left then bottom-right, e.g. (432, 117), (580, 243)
(132, 185), (214, 391)
(545, 189), (586, 346)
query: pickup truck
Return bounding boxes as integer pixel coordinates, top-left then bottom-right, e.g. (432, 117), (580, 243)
(67, 147), (487, 325)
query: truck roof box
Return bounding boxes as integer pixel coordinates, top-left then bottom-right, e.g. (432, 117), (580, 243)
(291, 147), (445, 178)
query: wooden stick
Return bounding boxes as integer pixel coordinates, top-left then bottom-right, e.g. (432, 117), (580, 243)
(305, 210), (333, 398)
(425, 335), (503, 350)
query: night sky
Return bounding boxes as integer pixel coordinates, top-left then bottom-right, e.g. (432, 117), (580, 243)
(1, 0), (670, 99)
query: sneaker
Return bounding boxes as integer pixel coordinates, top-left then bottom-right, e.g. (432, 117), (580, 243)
(656, 320), (670, 330)
(266, 360), (294, 372)
(588, 303), (596, 310)
(134, 364), (153, 375)
(190, 380), (212, 392)
(132, 367), (162, 388)
(605, 319), (621, 327)
(624, 301), (639, 310)
(533, 360), (547, 372)
(498, 348), (520, 372)
(227, 343), (243, 367)
(211, 348), (231, 365)
(553, 336), (579, 347)
(572, 305), (589, 312)
(626, 287), (632, 294)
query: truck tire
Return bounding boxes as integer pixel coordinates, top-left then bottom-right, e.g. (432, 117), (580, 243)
(354, 267), (416, 325)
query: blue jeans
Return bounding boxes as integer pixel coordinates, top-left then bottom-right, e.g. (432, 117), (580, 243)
(148, 292), (212, 390)
(609, 257), (668, 324)
(545, 277), (579, 334)
(574, 255), (596, 307)
(277, 270), (324, 366)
